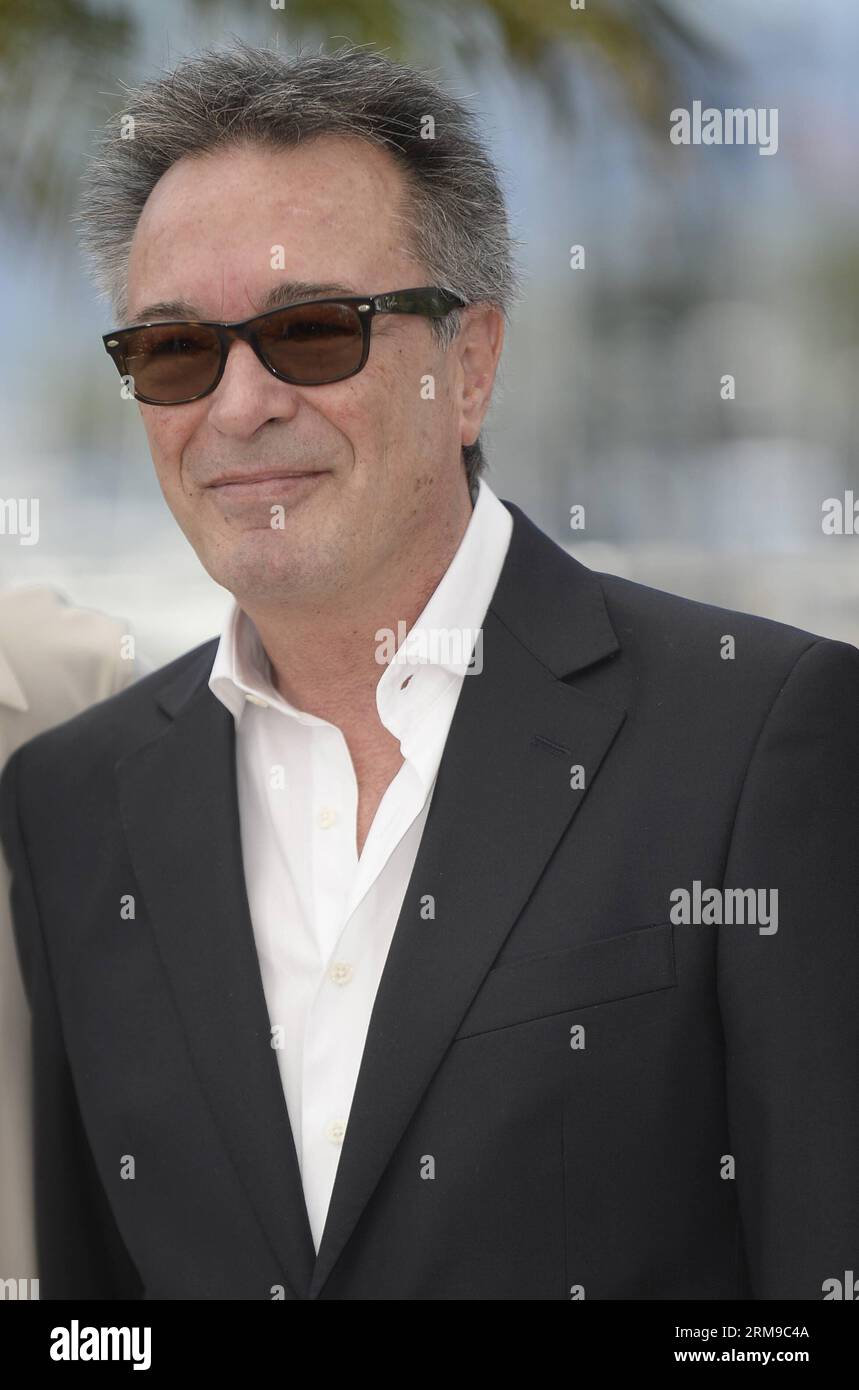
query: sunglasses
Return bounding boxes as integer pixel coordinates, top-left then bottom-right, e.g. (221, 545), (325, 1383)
(102, 285), (466, 405)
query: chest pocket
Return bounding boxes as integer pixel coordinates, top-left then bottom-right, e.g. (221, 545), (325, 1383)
(453, 922), (676, 1040)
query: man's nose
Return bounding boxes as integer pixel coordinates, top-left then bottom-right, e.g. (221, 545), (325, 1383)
(206, 337), (302, 434)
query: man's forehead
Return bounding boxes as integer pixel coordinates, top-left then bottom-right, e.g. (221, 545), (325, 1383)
(126, 140), (414, 323)
(135, 136), (406, 235)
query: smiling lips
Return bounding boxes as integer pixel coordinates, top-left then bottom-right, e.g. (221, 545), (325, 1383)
(207, 469), (326, 487)
(206, 470), (329, 499)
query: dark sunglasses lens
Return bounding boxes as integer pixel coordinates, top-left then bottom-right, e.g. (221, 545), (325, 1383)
(257, 303), (364, 384)
(121, 324), (221, 402)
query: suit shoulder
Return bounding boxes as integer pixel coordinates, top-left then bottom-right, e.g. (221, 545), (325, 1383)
(7, 637), (218, 781)
(594, 568), (841, 669)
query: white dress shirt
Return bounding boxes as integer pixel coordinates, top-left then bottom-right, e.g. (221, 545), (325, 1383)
(208, 479), (513, 1250)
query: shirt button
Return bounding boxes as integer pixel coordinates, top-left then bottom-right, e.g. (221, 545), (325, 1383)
(326, 1120), (346, 1145)
(329, 961), (353, 986)
(245, 693), (269, 707)
(318, 806), (338, 829)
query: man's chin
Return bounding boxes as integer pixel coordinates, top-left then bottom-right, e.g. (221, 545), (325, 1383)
(201, 538), (339, 606)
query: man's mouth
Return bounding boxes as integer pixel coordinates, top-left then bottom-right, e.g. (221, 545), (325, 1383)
(206, 469), (329, 499)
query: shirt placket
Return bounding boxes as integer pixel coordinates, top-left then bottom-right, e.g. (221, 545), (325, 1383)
(301, 722), (360, 1244)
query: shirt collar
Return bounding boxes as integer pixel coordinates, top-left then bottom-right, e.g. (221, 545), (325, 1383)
(208, 478), (513, 746)
(373, 478), (511, 739)
(209, 593), (287, 726)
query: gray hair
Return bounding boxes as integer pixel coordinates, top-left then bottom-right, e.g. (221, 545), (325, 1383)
(75, 38), (523, 494)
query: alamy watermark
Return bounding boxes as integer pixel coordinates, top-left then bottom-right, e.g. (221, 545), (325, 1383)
(0, 497), (39, 545)
(375, 622), (484, 674)
(670, 101), (778, 156)
(670, 882), (778, 935)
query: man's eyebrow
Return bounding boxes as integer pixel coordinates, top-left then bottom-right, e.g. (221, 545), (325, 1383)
(125, 297), (200, 325)
(257, 280), (360, 311)
(128, 281), (362, 326)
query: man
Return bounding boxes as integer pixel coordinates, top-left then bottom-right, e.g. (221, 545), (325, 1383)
(1, 40), (857, 1301)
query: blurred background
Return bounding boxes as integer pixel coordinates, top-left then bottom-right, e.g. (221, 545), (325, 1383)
(1, 0), (858, 664)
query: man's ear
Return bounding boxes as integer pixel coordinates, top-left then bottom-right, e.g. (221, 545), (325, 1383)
(457, 305), (505, 448)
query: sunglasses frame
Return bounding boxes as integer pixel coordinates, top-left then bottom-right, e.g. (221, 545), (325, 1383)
(102, 285), (467, 405)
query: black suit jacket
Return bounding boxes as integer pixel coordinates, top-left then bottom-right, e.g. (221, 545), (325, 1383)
(2, 500), (858, 1300)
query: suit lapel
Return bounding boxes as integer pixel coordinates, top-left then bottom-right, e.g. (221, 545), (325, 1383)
(308, 502), (626, 1296)
(116, 671), (317, 1300)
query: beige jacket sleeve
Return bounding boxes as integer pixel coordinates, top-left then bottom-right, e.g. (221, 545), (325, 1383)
(0, 587), (141, 1285)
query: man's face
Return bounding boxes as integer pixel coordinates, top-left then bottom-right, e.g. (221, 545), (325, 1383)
(125, 136), (500, 609)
